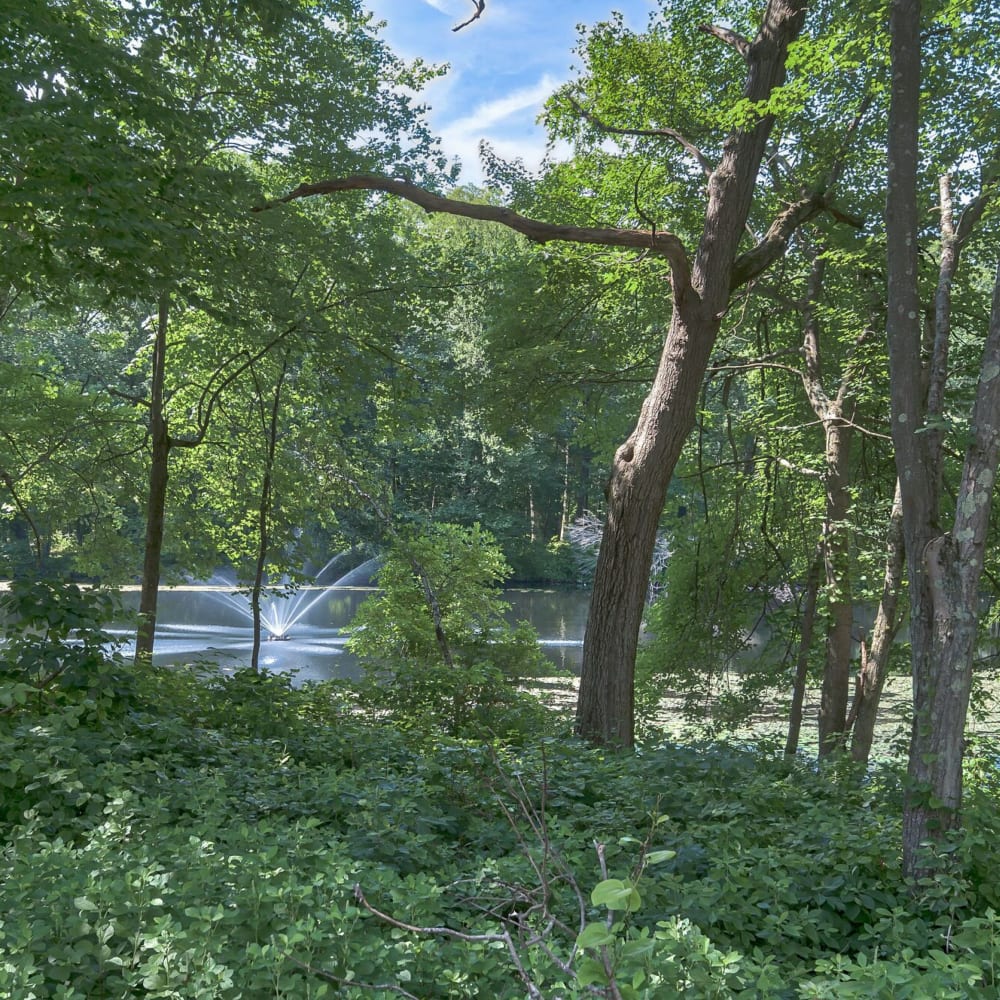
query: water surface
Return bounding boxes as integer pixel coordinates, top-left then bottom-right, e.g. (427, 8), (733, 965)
(114, 586), (589, 682)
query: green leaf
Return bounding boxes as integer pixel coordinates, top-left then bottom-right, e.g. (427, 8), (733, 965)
(592, 878), (641, 912)
(577, 956), (610, 987)
(645, 849), (677, 865)
(577, 922), (616, 949)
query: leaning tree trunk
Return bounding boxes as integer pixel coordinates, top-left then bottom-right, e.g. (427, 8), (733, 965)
(576, 0), (810, 746)
(848, 481), (905, 763)
(135, 295), (171, 665)
(577, 312), (719, 745)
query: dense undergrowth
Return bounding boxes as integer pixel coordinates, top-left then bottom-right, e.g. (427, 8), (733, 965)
(2, 590), (1000, 996)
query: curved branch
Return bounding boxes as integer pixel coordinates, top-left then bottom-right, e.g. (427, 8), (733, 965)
(171, 326), (296, 448)
(730, 193), (826, 289)
(256, 174), (693, 295)
(0, 465), (44, 568)
(699, 23), (752, 57)
(453, 0), (485, 32)
(565, 95), (714, 177)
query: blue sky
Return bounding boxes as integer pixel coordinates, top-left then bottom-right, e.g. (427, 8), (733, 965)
(364, 1), (657, 184)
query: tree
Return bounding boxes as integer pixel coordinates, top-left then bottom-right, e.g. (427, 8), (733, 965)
(347, 521), (548, 735)
(3, 0), (441, 660)
(0, 303), (145, 578)
(262, 0), (881, 746)
(884, 0), (1000, 874)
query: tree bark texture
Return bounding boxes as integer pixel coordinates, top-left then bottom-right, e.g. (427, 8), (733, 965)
(135, 295), (171, 665)
(848, 481), (906, 763)
(785, 550), (822, 757)
(903, 266), (1000, 869)
(574, 0), (809, 746)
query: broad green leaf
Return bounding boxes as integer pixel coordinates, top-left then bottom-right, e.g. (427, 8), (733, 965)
(577, 922), (616, 949)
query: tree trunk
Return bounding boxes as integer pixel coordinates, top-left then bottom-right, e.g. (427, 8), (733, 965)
(797, 249), (861, 756)
(135, 295), (171, 665)
(575, 0), (809, 746)
(817, 418), (855, 755)
(903, 265), (1000, 869)
(250, 359), (288, 671)
(785, 550), (822, 756)
(848, 481), (905, 763)
(885, 0), (1000, 873)
(560, 440), (571, 542)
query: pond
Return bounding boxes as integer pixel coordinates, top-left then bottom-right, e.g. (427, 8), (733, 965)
(114, 586), (590, 683)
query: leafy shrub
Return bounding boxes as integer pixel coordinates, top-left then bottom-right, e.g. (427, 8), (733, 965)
(346, 522), (555, 736)
(635, 515), (789, 735)
(2, 659), (999, 998)
(0, 577), (134, 716)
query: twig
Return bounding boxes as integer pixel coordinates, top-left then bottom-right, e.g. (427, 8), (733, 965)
(353, 884), (507, 943)
(285, 954), (420, 999)
(353, 885), (545, 999)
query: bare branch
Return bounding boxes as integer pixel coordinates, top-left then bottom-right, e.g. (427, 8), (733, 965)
(285, 955), (420, 999)
(453, 0), (485, 32)
(827, 93), (874, 191)
(353, 884), (545, 999)
(699, 23), (752, 57)
(565, 95), (714, 177)
(354, 884), (506, 942)
(954, 154), (1000, 248)
(256, 173), (693, 296)
(775, 455), (823, 477)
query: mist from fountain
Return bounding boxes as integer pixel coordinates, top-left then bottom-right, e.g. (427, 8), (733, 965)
(105, 554), (382, 682)
(113, 558), (588, 682)
(202, 555), (381, 641)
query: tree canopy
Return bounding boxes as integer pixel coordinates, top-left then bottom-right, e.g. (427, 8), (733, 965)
(5, 0), (1000, 893)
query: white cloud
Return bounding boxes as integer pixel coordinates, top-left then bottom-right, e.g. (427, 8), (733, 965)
(449, 75), (557, 132)
(435, 74), (560, 182)
(420, 0), (460, 14)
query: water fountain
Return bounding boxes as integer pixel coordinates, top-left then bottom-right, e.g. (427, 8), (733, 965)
(114, 560), (589, 682)
(202, 555), (380, 642)
(116, 555), (381, 682)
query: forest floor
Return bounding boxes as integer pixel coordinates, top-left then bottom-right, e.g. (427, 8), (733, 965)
(525, 670), (1000, 757)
